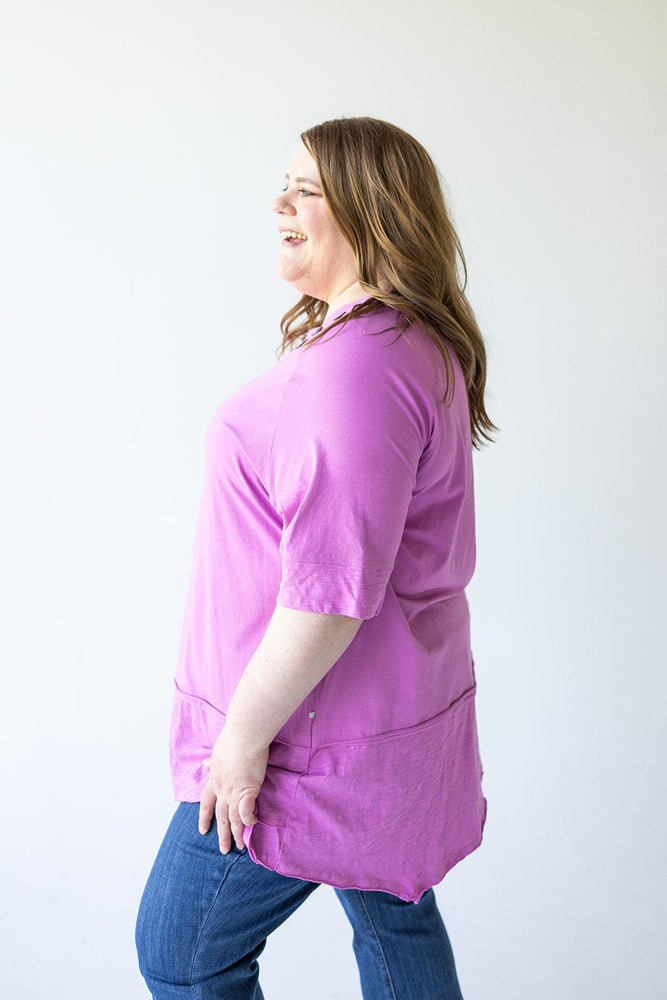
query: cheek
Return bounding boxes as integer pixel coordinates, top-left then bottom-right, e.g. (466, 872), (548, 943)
(304, 206), (355, 272)
(305, 203), (338, 243)
(330, 231), (356, 269)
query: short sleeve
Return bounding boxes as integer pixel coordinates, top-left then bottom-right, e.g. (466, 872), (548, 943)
(268, 323), (430, 619)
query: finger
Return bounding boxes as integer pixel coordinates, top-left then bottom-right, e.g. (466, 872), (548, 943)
(238, 790), (258, 827)
(216, 805), (232, 854)
(198, 788), (215, 835)
(229, 810), (245, 851)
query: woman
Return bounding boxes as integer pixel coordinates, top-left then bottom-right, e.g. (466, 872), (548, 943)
(136, 116), (494, 1000)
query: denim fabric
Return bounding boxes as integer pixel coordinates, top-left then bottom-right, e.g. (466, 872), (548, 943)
(136, 803), (464, 1000)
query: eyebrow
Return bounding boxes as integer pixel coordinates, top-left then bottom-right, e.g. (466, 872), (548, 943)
(285, 173), (321, 186)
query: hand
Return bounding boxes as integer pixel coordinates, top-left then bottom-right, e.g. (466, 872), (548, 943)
(198, 727), (269, 853)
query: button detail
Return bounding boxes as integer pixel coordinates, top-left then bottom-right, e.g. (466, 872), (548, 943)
(308, 710), (316, 719)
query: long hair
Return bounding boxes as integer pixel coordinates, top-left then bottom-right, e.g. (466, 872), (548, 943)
(278, 116), (496, 447)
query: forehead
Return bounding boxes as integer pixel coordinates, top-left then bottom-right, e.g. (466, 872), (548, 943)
(286, 143), (320, 181)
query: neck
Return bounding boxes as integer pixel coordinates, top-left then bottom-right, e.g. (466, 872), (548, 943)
(323, 280), (368, 320)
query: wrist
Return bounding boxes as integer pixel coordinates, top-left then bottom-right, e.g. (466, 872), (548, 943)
(219, 712), (274, 755)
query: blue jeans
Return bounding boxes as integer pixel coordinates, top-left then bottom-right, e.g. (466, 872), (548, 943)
(136, 803), (464, 999)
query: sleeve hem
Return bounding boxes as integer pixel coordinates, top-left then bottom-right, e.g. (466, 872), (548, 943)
(277, 559), (392, 620)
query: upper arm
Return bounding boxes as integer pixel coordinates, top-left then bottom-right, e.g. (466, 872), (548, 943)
(269, 332), (429, 619)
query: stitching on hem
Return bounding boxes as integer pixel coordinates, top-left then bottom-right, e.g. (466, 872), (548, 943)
(282, 556), (393, 573)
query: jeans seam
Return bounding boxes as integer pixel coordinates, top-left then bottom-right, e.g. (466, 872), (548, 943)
(355, 890), (398, 1000)
(189, 848), (247, 987)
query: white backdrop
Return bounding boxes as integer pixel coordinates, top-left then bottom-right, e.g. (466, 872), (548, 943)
(1, 1), (665, 998)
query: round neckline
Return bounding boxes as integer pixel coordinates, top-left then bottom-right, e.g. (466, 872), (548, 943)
(305, 294), (375, 341)
(325, 292), (375, 323)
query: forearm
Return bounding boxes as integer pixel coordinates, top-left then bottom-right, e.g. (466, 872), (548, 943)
(222, 603), (363, 749)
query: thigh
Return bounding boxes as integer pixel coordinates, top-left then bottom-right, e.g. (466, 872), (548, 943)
(136, 803), (320, 999)
(334, 885), (463, 1000)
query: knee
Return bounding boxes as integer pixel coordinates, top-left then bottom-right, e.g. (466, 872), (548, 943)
(135, 878), (186, 988)
(134, 882), (160, 981)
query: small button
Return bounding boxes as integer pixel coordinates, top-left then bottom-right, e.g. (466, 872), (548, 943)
(308, 710), (316, 719)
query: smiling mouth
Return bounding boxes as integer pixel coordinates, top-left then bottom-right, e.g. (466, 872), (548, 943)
(281, 230), (308, 242)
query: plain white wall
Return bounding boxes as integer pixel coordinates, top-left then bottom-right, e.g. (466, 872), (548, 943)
(1, 1), (665, 997)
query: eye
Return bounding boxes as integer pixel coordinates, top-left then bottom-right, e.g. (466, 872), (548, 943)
(298, 188), (316, 197)
(280, 183), (288, 193)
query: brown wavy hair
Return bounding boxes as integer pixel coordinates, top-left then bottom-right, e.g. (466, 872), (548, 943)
(278, 116), (496, 447)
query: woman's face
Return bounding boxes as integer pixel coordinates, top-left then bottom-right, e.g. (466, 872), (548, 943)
(272, 144), (360, 307)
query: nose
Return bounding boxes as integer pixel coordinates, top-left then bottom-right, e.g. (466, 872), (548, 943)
(271, 192), (296, 215)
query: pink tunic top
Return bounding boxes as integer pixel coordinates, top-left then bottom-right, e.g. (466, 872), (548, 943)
(170, 295), (486, 903)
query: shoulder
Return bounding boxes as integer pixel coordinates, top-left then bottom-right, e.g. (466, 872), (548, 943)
(297, 303), (442, 387)
(280, 306), (446, 446)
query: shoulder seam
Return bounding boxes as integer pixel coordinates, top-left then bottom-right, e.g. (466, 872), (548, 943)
(266, 348), (308, 510)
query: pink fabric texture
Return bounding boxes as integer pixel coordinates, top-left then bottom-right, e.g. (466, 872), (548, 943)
(170, 296), (486, 902)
